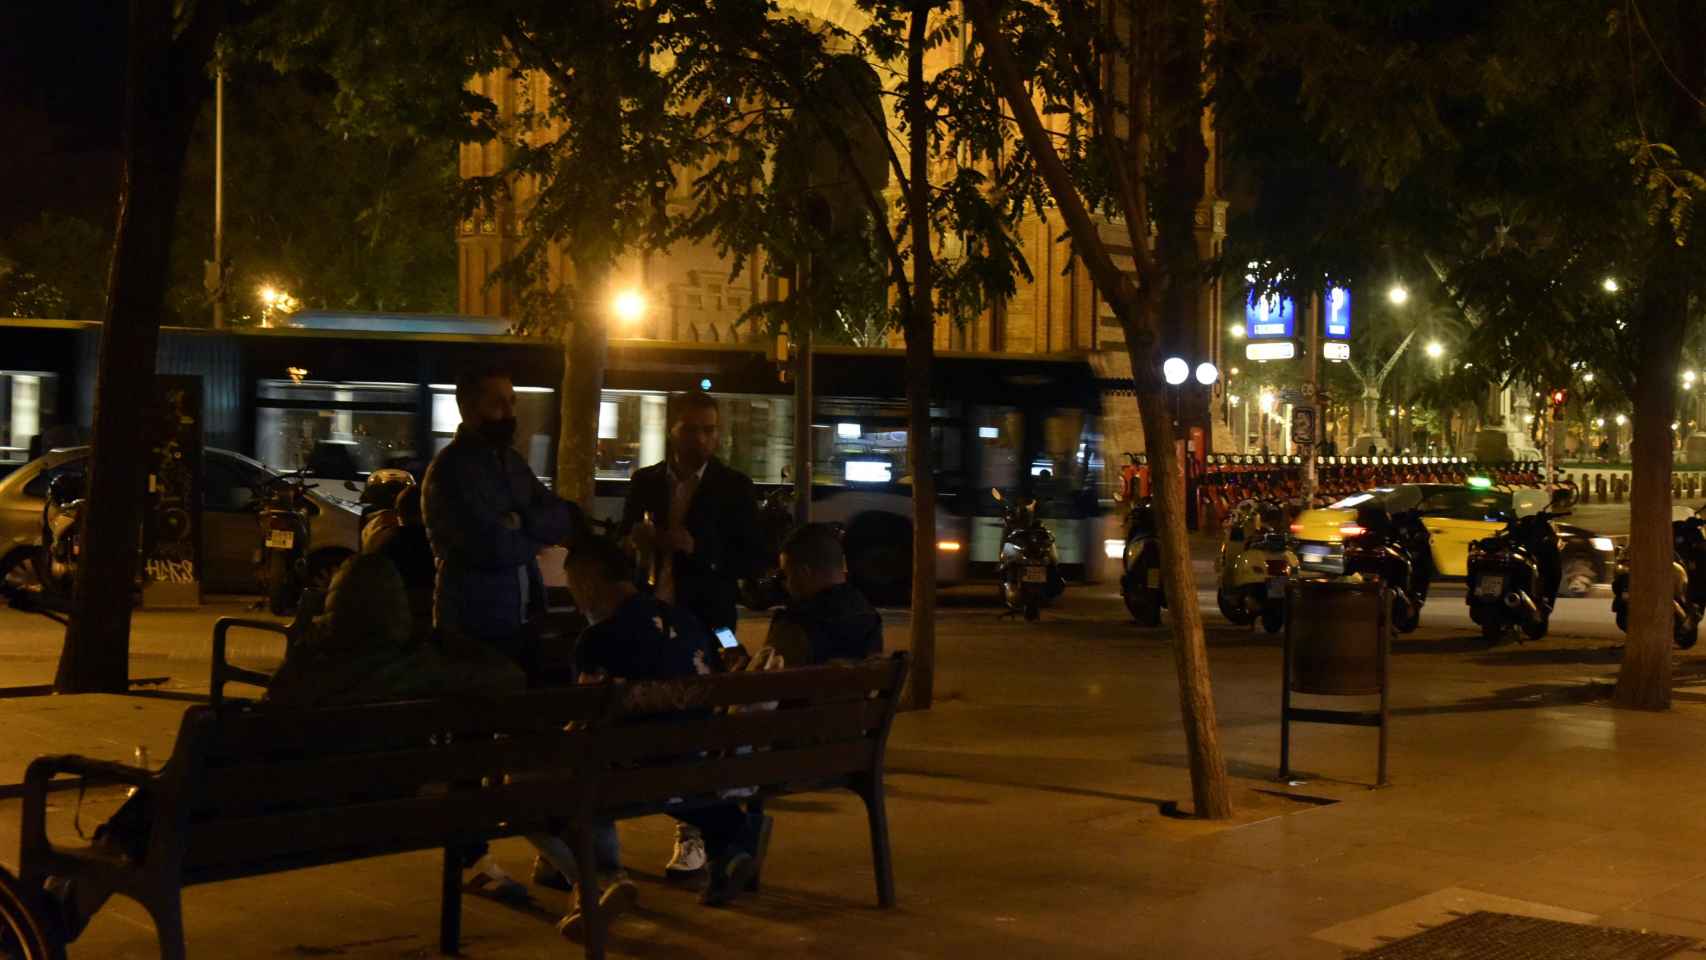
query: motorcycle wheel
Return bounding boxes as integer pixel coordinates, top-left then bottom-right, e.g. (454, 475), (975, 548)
(1521, 616), (1549, 642)
(1217, 589), (1252, 626)
(1482, 621), (1507, 646)
(1260, 606), (1284, 635)
(1123, 587), (1161, 627)
(266, 552), (295, 617)
(1678, 620), (1700, 650)
(0, 863), (62, 960)
(1392, 596), (1422, 634)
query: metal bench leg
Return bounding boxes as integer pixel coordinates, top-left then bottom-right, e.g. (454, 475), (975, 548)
(146, 892), (187, 960)
(572, 823), (607, 960)
(854, 777), (895, 908)
(440, 845), (462, 955)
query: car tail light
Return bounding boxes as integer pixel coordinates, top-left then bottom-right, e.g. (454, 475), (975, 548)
(1338, 523), (1367, 538)
(1289, 523), (1304, 534)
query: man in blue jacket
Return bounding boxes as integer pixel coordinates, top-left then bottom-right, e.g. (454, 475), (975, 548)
(424, 366), (580, 669)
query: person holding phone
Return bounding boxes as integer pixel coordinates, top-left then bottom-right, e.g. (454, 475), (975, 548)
(529, 536), (765, 939)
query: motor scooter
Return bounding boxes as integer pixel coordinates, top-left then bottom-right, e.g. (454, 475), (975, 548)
(1612, 508), (1705, 649)
(1214, 499), (1297, 634)
(39, 470), (86, 602)
(1467, 487), (1570, 644)
(994, 487), (1063, 621)
(253, 469), (322, 615)
(1119, 496), (1164, 626)
(350, 467), (417, 548)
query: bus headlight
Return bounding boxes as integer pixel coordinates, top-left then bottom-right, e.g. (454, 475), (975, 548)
(1592, 537), (1615, 553)
(1104, 538), (1126, 560)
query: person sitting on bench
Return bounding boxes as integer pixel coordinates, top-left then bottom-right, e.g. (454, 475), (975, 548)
(41, 554), (525, 944)
(532, 535), (767, 942)
(763, 523), (883, 667)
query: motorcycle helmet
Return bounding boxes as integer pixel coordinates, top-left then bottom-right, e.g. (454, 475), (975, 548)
(360, 467), (417, 507)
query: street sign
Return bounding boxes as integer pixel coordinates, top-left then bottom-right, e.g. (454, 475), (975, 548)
(1246, 340), (1297, 362)
(1291, 405), (1317, 446)
(1245, 293), (1296, 339)
(1323, 340), (1350, 361)
(1325, 286), (1351, 339)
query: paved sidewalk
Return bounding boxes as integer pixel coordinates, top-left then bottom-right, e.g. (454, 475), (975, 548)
(5, 593), (1706, 957)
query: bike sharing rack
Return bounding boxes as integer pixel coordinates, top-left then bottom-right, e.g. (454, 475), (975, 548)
(1280, 578), (1391, 787)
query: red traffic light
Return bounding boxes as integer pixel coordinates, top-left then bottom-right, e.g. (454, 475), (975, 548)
(1550, 389), (1568, 406)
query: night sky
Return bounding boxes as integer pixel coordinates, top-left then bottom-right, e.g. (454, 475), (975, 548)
(0, 0), (127, 235)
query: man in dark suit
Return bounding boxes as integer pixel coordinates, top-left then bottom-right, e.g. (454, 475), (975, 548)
(621, 391), (760, 636)
(621, 391), (762, 880)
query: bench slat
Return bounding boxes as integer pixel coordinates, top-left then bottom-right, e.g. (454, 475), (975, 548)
(587, 700), (888, 764)
(592, 740), (877, 813)
(199, 689), (608, 760)
(181, 776), (591, 874)
(616, 660), (905, 715)
(192, 729), (599, 818)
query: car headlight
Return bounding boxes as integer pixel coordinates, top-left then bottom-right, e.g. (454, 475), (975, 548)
(1592, 537), (1615, 553)
(1104, 538), (1126, 560)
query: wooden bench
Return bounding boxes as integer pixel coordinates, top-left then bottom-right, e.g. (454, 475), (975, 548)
(20, 621), (908, 960)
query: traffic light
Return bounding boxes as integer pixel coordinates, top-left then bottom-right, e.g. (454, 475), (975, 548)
(1550, 388), (1568, 421)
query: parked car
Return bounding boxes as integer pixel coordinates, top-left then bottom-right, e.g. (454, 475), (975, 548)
(1291, 481), (1613, 597)
(0, 446), (361, 595)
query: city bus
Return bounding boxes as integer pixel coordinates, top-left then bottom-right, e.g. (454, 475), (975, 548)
(0, 314), (1118, 596)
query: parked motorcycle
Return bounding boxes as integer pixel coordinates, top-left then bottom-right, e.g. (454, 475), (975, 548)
(1120, 496), (1164, 626)
(994, 487), (1064, 621)
(38, 470), (86, 602)
(1215, 499), (1297, 634)
(1334, 501), (1434, 634)
(1467, 488), (1571, 644)
(252, 469), (328, 615)
(1612, 510), (1705, 649)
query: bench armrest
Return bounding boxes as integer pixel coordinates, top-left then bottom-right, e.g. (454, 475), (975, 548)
(211, 617), (290, 707)
(20, 755), (154, 865)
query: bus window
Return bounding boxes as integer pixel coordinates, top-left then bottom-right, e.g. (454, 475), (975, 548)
(974, 406), (1023, 494)
(258, 379), (417, 476)
(426, 383), (556, 483)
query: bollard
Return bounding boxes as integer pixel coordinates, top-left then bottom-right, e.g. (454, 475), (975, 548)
(1596, 474), (1607, 504)
(1675, 476), (1684, 498)
(1616, 476), (1626, 503)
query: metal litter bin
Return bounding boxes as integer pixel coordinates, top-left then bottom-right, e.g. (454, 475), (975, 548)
(1281, 578), (1391, 786)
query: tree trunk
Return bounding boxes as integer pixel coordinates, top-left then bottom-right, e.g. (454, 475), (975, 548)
(556, 260), (611, 511)
(1615, 289), (1686, 710)
(903, 0), (937, 710)
(57, 0), (216, 693)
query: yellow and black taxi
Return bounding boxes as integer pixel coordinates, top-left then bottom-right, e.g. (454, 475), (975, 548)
(1290, 479), (1615, 595)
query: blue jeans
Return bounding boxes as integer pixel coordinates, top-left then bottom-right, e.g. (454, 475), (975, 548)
(527, 821), (621, 881)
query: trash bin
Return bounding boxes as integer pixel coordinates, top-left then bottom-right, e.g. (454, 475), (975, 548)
(1286, 579), (1386, 695)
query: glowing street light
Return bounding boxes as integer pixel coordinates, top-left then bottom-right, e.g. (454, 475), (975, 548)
(1229, 323), (1246, 339)
(1583, 372), (1596, 384)
(1162, 356), (1190, 386)
(1595, 418), (1606, 428)
(613, 289), (649, 325)
(1195, 362), (1220, 386)
(1602, 277), (1620, 293)
(1258, 390), (1276, 414)
(1425, 340), (1444, 359)
(1387, 284), (1410, 306)
(1616, 414), (1628, 426)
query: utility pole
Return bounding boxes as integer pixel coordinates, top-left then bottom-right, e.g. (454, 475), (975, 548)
(210, 63), (226, 329)
(791, 261), (813, 527)
(1301, 291), (1321, 502)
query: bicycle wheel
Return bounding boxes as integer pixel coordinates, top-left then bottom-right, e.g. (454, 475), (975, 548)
(0, 865), (62, 960)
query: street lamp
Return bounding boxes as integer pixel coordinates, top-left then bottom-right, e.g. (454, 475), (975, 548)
(1583, 372), (1595, 384)
(1388, 284), (1410, 306)
(1602, 277), (1620, 293)
(1229, 323), (1246, 339)
(1195, 362), (1219, 386)
(1162, 356), (1190, 386)
(1616, 414), (1628, 426)
(1425, 340), (1444, 359)
(613, 289), (649, 325)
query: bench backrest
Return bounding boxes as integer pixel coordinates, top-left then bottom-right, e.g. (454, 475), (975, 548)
(157, 686), (613, 882)
(588, 654), (909, 817)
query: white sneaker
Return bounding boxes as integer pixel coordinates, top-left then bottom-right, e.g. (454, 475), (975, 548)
(665, 824), (707, 877)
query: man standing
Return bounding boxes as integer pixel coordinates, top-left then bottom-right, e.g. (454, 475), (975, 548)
(621, 390), (760, 878)
(622, 391), (760, 636)
(423, 366), (579, 671)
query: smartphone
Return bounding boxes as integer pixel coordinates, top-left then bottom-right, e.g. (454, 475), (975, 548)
(715, 627), (740, 650)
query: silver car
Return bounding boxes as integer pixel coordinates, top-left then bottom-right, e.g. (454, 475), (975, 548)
(0, 447), (361, 595)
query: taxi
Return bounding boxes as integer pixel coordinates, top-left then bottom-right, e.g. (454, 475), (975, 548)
(1290, 479), (1615, 589)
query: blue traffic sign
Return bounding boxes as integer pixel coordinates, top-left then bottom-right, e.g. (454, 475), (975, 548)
(1325, 286), (1351, 339)
(1245, 293), (1295, 339)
